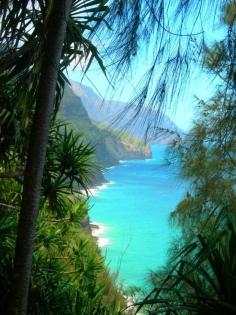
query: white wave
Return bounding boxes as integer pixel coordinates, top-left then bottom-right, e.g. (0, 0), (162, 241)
(106, 166), (115, 170)
(90, 221), (111, 248)
(98, 237), (111, 247)
(119, 160), (127, 163)
(81, 183), (109, 197)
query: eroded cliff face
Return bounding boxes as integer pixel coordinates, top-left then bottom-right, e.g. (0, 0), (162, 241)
(60, 85), (151, 185)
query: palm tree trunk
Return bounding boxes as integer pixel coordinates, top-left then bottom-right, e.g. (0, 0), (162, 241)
(6, 1), (72, 314)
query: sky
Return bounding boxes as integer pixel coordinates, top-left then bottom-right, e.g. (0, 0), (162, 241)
(66, 3), (227, 132)
(67, 66), (216, 131)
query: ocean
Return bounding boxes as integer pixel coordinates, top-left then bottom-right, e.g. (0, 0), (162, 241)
(89, 144), (186, 288)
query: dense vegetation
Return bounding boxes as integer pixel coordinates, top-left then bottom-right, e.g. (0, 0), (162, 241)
(1, 0), (236, 314)
(0, 1), (128, 314)
(0, 120), (127, 314)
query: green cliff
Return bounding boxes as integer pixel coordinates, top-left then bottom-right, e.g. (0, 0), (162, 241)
(60, 86), (151, 184)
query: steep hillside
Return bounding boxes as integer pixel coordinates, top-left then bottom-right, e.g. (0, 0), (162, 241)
(60, 86), (151, 184)
(70, 80), (183, 142)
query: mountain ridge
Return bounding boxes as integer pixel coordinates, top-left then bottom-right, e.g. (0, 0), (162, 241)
(60, 85), (151, 185)
(70, 80), (183, 142)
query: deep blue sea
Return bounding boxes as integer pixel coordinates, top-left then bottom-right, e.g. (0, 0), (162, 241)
(89, 144), (186, 288)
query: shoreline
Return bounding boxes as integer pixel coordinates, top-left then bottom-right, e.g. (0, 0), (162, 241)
(88, 177), (115, 196)
(88, 181), (110, 196)
(87, 153), (154, 249)
(87, 152), (151, 249)
(88, 180), (115, 248)
(80, 171), (115, 248)
(90, 221), (111, 248)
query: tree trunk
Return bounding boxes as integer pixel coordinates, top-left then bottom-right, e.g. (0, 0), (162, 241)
(6, 1), (72, 314)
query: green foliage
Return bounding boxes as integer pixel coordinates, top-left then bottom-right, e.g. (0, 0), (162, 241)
(43, 121), (98, 215)
(135, 211), (236, 315)
(0, 121), (126, 314)
(29, 206), (125, 315)
(136, 6), (236, 313)
(168, 98), (236, 236)
(135, 99), (236, 313)
(0, 194), (126, 314)
(0, 0), (109, 165)
(0, 2), (133, 311)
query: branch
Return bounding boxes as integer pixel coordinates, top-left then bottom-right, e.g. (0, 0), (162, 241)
(0, 202), (19, 210)
(0, 31), (39, 70)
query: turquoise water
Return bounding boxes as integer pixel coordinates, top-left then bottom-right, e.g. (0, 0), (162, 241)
(89, 144), (186, 288)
